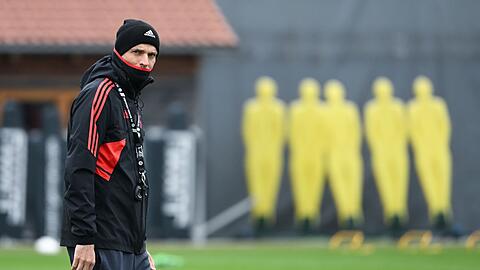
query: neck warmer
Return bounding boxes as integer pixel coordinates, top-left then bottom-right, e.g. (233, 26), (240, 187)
(112, 49), (154, 99)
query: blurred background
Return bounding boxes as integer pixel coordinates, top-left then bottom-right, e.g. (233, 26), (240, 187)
(0, 0), (480, 269)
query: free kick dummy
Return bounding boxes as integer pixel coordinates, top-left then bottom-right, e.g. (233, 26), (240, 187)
(288, 78), (326, 232)
(365, 77), (409, 233)
(408, 76), (452, 230)
(324, 80), (363, 229)
(242, 76), (286, 230)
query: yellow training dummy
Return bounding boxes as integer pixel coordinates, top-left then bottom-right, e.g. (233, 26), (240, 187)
(242, 76), (286, 229)
(288, 78), (326, 232)
(408, 76), (452, 229)
(324, 80), (363, 229)
(364, 77), (409, 231)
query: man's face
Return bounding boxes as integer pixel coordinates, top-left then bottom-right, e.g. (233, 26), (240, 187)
(121, 44), (157, 70)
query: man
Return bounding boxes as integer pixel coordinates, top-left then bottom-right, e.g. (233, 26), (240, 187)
(61, 19), (159, 270)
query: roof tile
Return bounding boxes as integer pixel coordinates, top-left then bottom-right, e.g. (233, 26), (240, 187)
(0, 0), (238, 49)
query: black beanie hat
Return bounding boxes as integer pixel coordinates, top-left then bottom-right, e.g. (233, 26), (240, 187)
(114, 19), (160, 55)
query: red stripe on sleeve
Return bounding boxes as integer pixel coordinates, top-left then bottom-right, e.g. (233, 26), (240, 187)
(93, 132), (99, 157)
(91, 83), (115, 156)
(90, 81), (113, 154)
(88, 78), (109, 152)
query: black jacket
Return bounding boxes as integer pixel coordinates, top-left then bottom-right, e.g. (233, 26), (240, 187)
(61, 53), (151, 254)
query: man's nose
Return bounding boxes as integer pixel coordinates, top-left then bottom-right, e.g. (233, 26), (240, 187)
(139, 55), (149, 68)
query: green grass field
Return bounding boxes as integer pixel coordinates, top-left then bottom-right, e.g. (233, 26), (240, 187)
(0, 239), (479, 270)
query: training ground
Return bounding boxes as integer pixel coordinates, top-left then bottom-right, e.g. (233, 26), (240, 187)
(0, 238), (478, 270)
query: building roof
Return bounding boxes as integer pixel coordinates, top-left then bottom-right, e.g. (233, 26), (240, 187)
(0, 0), (238, 53)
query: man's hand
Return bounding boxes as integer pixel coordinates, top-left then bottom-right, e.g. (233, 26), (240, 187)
(147, 251), (156, 270)
(72, 244), (95, 270)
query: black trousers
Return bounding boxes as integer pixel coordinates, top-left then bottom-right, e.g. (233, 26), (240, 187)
(67, 247), (151, 270)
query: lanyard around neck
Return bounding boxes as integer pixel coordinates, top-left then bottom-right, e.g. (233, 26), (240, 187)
(116, 86), (142, 142)
(115, 83), (148, 200)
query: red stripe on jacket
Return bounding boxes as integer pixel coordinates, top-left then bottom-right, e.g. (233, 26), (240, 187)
(92, 83), (115, 155)
(88, 79), (115, 156)
(88, 78), (108, 152)
(91, 81), (114, 154)
(89, 79), (113, 154)
(95, 139), (127, 181)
